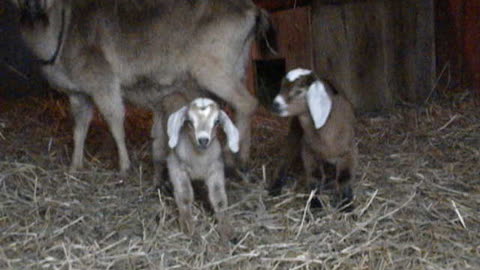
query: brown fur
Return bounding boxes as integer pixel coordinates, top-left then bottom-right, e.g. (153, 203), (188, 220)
(270, 72), (357, 209)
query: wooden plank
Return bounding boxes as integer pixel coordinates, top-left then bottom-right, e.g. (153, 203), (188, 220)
(463, 0), (480, 94)
(311, 0), (435, 110)
(312, 0), (392, 110)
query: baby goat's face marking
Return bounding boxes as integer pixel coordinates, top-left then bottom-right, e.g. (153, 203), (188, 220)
(187, 98), (220, 150)
(286, 68), (313, 82)
(272, 69), (316, 117)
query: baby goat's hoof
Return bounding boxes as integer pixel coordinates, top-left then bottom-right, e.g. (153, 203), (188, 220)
(310, 196), (324, 209)
(179, 216), (194, 236)
(267, 177), (287, 196)
(333, 186), (354, 212)
(217, 222), (234, 242)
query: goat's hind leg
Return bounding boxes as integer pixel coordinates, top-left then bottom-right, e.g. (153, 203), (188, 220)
(91, 86), (130, 175)
(333, 158), (355, 212)
(68, 93), (94, 172)
(151, 111), (171, 192)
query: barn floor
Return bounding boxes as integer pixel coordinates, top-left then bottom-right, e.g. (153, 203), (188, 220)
(0, 89), (479, 270)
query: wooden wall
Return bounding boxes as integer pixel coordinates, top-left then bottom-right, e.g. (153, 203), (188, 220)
(436, 0), (480, 93)
(251, 0), (437, 111)
(311, 0), (436, 111)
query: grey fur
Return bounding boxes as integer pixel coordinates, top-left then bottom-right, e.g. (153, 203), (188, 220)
(11, 0), (264, 176)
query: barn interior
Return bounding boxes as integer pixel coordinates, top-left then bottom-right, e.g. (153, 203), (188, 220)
(1, 0), (479, 269)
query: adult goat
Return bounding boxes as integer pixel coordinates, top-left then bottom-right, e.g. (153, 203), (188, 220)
(10, 0), (269, 183)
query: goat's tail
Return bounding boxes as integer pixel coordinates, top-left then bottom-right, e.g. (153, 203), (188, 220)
(255, 8), (278, 55)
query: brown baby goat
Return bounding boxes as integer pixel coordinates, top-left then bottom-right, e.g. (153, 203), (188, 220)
(270, 68), (357, 209)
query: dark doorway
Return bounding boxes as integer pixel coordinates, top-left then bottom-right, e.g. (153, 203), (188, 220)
(255, 59), (286, 107)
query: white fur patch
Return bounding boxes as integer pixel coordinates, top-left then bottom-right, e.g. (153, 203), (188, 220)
(286, 68), (312, 82)
(273, 96), (289, 116)
(192, 98), (215, 107)
(197, 131), (210, 140)
(273, 96), (287, 108)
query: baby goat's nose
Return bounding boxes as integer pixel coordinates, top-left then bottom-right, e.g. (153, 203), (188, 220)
(198, 137), (209, 148)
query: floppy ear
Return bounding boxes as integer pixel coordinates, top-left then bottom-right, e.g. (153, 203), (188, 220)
(219, 111), (239, 153)
(167, 106), (188, 149)
(306, 80), (332, 129)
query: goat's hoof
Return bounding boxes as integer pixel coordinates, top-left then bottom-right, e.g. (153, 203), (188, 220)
(268, 187), (282, 197)
(310, 196), (324, 209)
(334, 186), (354, 212)
(224, 166), (237, 179)
(267, 175), (289, 196)
(118, 170), (129, 179)
(155, 180), (173, 197)
(68, 165), (82, 174)
(217, 223), (234, 242)
(225, 166), (252, 183)
(180, 217), (194, 236)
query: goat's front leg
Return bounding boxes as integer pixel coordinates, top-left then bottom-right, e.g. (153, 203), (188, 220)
(298, 144), (316, 193)
(300, 145), (323, 208)
(268, 117), (302, 196)
(205, 163), (233, 240)
(167, 156), (194, 235)
(68, 93), (94, 172)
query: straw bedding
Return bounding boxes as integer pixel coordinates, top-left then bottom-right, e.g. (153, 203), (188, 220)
(0, 90), (479, 269)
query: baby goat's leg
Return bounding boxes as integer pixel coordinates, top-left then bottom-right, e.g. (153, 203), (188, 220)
(268, 118), (302, 195)
(301, 145), (323, 208)
(333, 155), (355, 211)
(168, 157), (194, 235)
(298, 145), (316, 193)
(205, 166), (232, 240)
(69, 93), (94, 172)
(318, 160), (327, 191)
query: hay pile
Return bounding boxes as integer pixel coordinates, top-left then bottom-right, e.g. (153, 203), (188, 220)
(0, 90), (479, 269)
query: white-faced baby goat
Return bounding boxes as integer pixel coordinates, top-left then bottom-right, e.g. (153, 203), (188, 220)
(166, 97), (238, 237)
(270, 68), (357, 210)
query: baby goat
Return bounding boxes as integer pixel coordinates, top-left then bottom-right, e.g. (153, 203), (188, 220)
(271, 68), (357, 209)
(166, 97), (239, 237)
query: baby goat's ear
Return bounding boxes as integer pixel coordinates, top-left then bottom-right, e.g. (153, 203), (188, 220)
(219, 110), (239, 153)
(307, 80), (332, 129)
(167, 106), (188, 149)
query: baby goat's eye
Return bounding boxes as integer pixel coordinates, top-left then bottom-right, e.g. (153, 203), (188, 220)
(214, 119), (221, 126)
